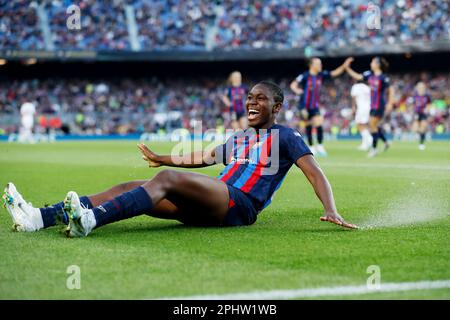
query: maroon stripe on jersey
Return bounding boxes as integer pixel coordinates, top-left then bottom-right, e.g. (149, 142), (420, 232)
(240, 134), (273, 193)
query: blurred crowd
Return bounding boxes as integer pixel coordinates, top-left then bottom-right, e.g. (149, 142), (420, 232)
(0, 1), (45, 50)
(1, 73), (449, 136)
(1, 0), (448, 51)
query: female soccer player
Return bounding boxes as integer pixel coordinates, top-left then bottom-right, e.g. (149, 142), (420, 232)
(3, 81), (357, 237)
(221, 71), (247, 130)
(411, 82), (432, 150)
(290, 57), (352, 156)
(345, 57), (395, 157)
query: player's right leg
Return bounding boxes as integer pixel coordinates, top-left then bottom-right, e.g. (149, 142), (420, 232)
(357, 123), (372, 151)
(3, 183), (43, 232)
(312, 114), (327, 157)
(368, 116), (380, 157)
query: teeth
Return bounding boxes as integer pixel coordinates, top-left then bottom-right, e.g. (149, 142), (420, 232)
(248, 109), (259, 115)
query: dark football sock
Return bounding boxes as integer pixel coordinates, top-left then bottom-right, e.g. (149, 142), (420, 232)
(420, 133), (426, 144)
(92, 186), (153, 228)
(306, 125), (313, 146)
(378, 127), (387, 143)
(317, 126), (324, 144)
(40, 196), (93, 228)
(372, 132), (379, 149)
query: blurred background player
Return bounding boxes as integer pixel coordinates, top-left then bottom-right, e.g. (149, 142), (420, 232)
(346, 57), (395, 157)
(351, 79), (372, 151)
(290, 57), (351, 156)
(411, 81), (432, 150)
(18, 101), (36, 144)
(221, 71), (247, 130)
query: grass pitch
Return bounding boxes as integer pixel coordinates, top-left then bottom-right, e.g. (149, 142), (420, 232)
(0, 140), (449, 299)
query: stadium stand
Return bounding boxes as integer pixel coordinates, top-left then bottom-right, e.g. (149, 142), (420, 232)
(1, 0), (448, 51)
(0, 73), (449, 136)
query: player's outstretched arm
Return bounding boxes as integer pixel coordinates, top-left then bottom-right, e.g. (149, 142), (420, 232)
(138, 143), (218, 168)
(344, 57), (364, 81)
(296, 155), (358, 229)
(330, 57), (354, 77)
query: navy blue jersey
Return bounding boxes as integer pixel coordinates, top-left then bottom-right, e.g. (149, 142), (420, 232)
(215, 124), (312, 212)
(413, 94), (431, 114)
(363, 71), (391, 111)
(295, 71), (331, 110)
(226, 85), (247, 114)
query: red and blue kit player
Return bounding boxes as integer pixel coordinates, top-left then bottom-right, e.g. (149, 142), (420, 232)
(3, 81), (357, 237)
(346, 57), (395, 157)
(411, 82), (432, 150)
(221, 71), (247, 130)
(290, 57), (352, 156)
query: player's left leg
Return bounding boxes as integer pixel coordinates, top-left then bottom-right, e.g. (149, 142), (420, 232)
(357, 123), (372, 151)
(312, 115), (327, 156)
(2, 180), (179, 232)
(64, 170), (231, 237)
(377, 126), (389, 151)
(418, 119), (428, 150)
(368, 116), (381, 157)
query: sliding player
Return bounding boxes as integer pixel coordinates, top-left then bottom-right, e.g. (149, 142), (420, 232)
(351, 80), (372, 150)
(221, 71), (247, 130)
(3, 81), (357, 237)
(346, 57), (395, 157)
(411, 82), (432, 150)
(290, 57), (352, 156)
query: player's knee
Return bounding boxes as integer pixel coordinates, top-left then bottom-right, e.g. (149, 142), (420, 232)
(154, 169), (181, 187)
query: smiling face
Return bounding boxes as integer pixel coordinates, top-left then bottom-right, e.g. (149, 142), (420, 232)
(246, 84), (282, 129)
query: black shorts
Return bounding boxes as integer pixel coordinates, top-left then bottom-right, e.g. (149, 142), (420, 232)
(231, 111), (246, 121)
(416, 113), (428, 121)
(223, 185), (258, 227)
(307, 109), (321, 120)
(370, 108), (385, 118)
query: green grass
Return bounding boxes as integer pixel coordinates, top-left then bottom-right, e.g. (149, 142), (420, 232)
(0, 140), (449, 299)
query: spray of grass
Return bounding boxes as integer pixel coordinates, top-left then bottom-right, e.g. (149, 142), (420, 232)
(360, 184), (449, 229)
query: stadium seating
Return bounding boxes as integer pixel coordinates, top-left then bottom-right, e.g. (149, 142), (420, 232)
(1, 0), (448, 51)
(1, 74), (448, 135)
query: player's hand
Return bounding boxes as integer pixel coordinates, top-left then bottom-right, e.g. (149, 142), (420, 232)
(137, 143), (163, 168)
(320, 212), (358, 229)
(344, 57), (354, 69)
(300, 109), (308, 120)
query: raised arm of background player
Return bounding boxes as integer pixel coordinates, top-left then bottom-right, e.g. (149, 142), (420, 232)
(138, 143), (357, 229)
(345, 58), (396, 115)
(289, 58), (353, 95)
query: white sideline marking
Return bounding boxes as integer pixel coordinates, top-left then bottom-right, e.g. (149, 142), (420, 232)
(159, 280), (450, 300)
(321, 162), (450, 171)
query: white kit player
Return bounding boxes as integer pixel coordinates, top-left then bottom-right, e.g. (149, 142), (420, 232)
(18, 102), (36, 143)
(351, 81), (372, 150)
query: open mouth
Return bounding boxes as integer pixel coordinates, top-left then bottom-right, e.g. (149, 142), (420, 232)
(248, 109), (260, 121)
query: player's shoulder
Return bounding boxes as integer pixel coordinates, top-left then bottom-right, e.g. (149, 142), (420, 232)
(296, 71), (308, 81)
(363, 70), (372, 78)
(271, 124), (304, 141)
